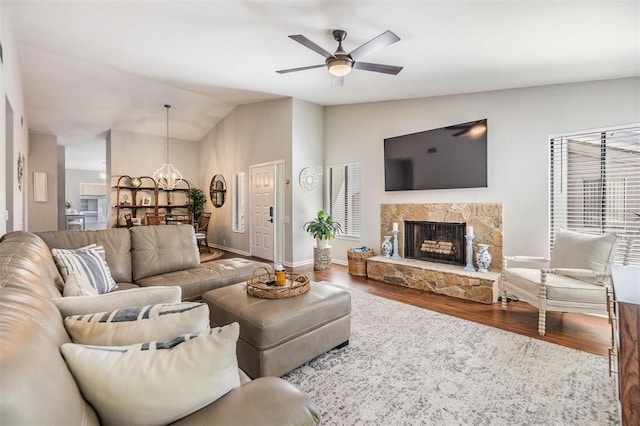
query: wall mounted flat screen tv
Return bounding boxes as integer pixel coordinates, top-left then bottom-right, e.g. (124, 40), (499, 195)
(384, 119), (487, 191)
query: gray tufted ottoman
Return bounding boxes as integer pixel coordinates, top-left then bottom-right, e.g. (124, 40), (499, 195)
(203, 281), (351, 378)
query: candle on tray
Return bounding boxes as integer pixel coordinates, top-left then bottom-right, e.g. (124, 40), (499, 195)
(393, 222), (398, 232)
(466, 226), (473, 236)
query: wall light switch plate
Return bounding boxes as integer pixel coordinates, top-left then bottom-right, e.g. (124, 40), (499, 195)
(284, 216), (290, 224)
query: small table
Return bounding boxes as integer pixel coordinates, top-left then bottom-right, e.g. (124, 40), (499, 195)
(203, 281), (351, 378)
(65, 214), (85, 230)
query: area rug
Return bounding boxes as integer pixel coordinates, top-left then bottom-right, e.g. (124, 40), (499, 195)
(282, 282), (618, 425)
(199, 249), (225, 263)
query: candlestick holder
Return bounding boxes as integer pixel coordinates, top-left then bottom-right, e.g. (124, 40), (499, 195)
(463, 234), (476, 271)
(391, 230), (401, 260)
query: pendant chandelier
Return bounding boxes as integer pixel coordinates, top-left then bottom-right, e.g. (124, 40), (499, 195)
(153, 104), (183, 190)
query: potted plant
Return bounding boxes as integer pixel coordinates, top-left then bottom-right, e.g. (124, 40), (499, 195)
(303, 210), (343, 249)
(188, 188), (207, 224)
(65, 200), (72, 213)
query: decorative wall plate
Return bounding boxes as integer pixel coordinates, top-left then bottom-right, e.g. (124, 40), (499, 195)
(299, 167), (318, 192)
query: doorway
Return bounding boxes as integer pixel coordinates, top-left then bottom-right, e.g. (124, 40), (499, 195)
(249, 161), (284, 262)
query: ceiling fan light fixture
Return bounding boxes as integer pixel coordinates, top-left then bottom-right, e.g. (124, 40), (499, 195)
(327, 57), (353, 77)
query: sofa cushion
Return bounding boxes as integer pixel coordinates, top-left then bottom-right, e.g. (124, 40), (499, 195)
(130, 225), (200, 281)
(550, 228), (617, 285)
(64, 302), (210, 346)
(52, 244), (117, 294)
(36, 229), (132, 284)
(60, 323), (241, 426)
(62, 273), (98, 297)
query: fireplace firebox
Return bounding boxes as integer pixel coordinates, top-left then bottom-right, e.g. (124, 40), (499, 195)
(404, 221), (466, 266)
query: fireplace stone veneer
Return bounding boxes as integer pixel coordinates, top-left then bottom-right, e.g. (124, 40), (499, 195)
(372, 203), (503, 304)
(366, 256), (500, 304)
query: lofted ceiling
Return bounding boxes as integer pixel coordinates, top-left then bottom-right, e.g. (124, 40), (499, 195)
(5, 0), (639, 151)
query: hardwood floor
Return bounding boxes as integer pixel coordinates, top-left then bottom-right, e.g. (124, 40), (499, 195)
(215, 251), (611, 357)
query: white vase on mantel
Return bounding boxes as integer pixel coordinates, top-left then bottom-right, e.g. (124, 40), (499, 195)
(316, 238), (329, 249)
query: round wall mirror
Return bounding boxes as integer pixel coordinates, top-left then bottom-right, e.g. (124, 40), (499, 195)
(210, 174), (227, 208)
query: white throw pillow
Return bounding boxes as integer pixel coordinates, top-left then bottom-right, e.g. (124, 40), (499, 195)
(62, 273), (99, 297)
(52, 286), (182, 318)
(64, 302), (210, 346)
(52, 244), (117, 294)
(550, 228), (617, 285)
(60, 323), (241, 426)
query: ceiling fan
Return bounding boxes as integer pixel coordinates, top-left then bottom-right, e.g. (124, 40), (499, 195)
(445, 119), (488, 137)
(276, 29), (403, 87)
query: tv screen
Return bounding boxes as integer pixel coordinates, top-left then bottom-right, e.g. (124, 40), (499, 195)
(384, 119), (487, 191)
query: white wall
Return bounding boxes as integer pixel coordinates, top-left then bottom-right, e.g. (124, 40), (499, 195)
(324, 78), (640, 262)
(198, 98), (293, 257)
(292, 98), (324, 265)
(109, 129), (199, 226)
(1, 6), (28, 235)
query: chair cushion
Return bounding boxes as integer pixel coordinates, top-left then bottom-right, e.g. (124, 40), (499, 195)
(506, 268), (607, 304)
(63, 302), (210, 346)
(60, 323), (241, 426)
(550, 228), (617, 285)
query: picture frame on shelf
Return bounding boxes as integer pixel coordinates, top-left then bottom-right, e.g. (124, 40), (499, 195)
(131, 217), (142, 226)
(141, 197), (152, 206)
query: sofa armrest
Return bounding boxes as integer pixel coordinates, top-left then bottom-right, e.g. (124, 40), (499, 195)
(169, 377), (320, 426)
(52, 286), (182, 317)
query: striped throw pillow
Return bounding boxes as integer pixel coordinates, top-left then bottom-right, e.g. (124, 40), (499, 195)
(52, 244), (117, 294)
(60, 323), (240, 426)
(64, 302), (210, 346)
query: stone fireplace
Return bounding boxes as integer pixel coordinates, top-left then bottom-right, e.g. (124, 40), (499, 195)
(367, 203), (503, 304)
(404, 221), (466, 266)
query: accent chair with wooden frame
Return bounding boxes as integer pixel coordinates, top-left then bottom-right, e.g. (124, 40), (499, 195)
(195, 212), (211, 253)
(500, 228), (618, 336)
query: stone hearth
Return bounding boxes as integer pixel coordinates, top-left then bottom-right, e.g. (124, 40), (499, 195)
(367, 256), (500, 304)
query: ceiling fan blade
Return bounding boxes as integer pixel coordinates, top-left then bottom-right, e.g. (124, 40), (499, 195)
(276, 64), (325, 74)
(348, 30), (400, 61)
(353, 62), (403, 75)
(289, 34), (335, 59)
(330, 75), (344, 88)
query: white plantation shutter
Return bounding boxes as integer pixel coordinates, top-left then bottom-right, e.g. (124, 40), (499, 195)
(327, 162), (361, 239)
(550, 124), (640, 266)
(232, 172), (245, 232)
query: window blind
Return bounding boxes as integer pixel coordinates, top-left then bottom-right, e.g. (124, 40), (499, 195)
(550, 124), (640, 266)
(327, 162), (361, 239)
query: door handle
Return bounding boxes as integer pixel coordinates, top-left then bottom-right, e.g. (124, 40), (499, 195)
(268, 207), (274, 223)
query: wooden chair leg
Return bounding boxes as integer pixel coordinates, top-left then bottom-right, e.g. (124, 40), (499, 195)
(538, 309), (546, 336)
(204, 236), (210, 253)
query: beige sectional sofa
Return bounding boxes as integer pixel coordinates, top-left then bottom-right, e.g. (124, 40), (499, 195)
(35, 224), (268, 301)
(0, 228), (320, 425)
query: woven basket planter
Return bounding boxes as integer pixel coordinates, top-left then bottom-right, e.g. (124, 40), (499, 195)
(347, 248), (374, 276)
